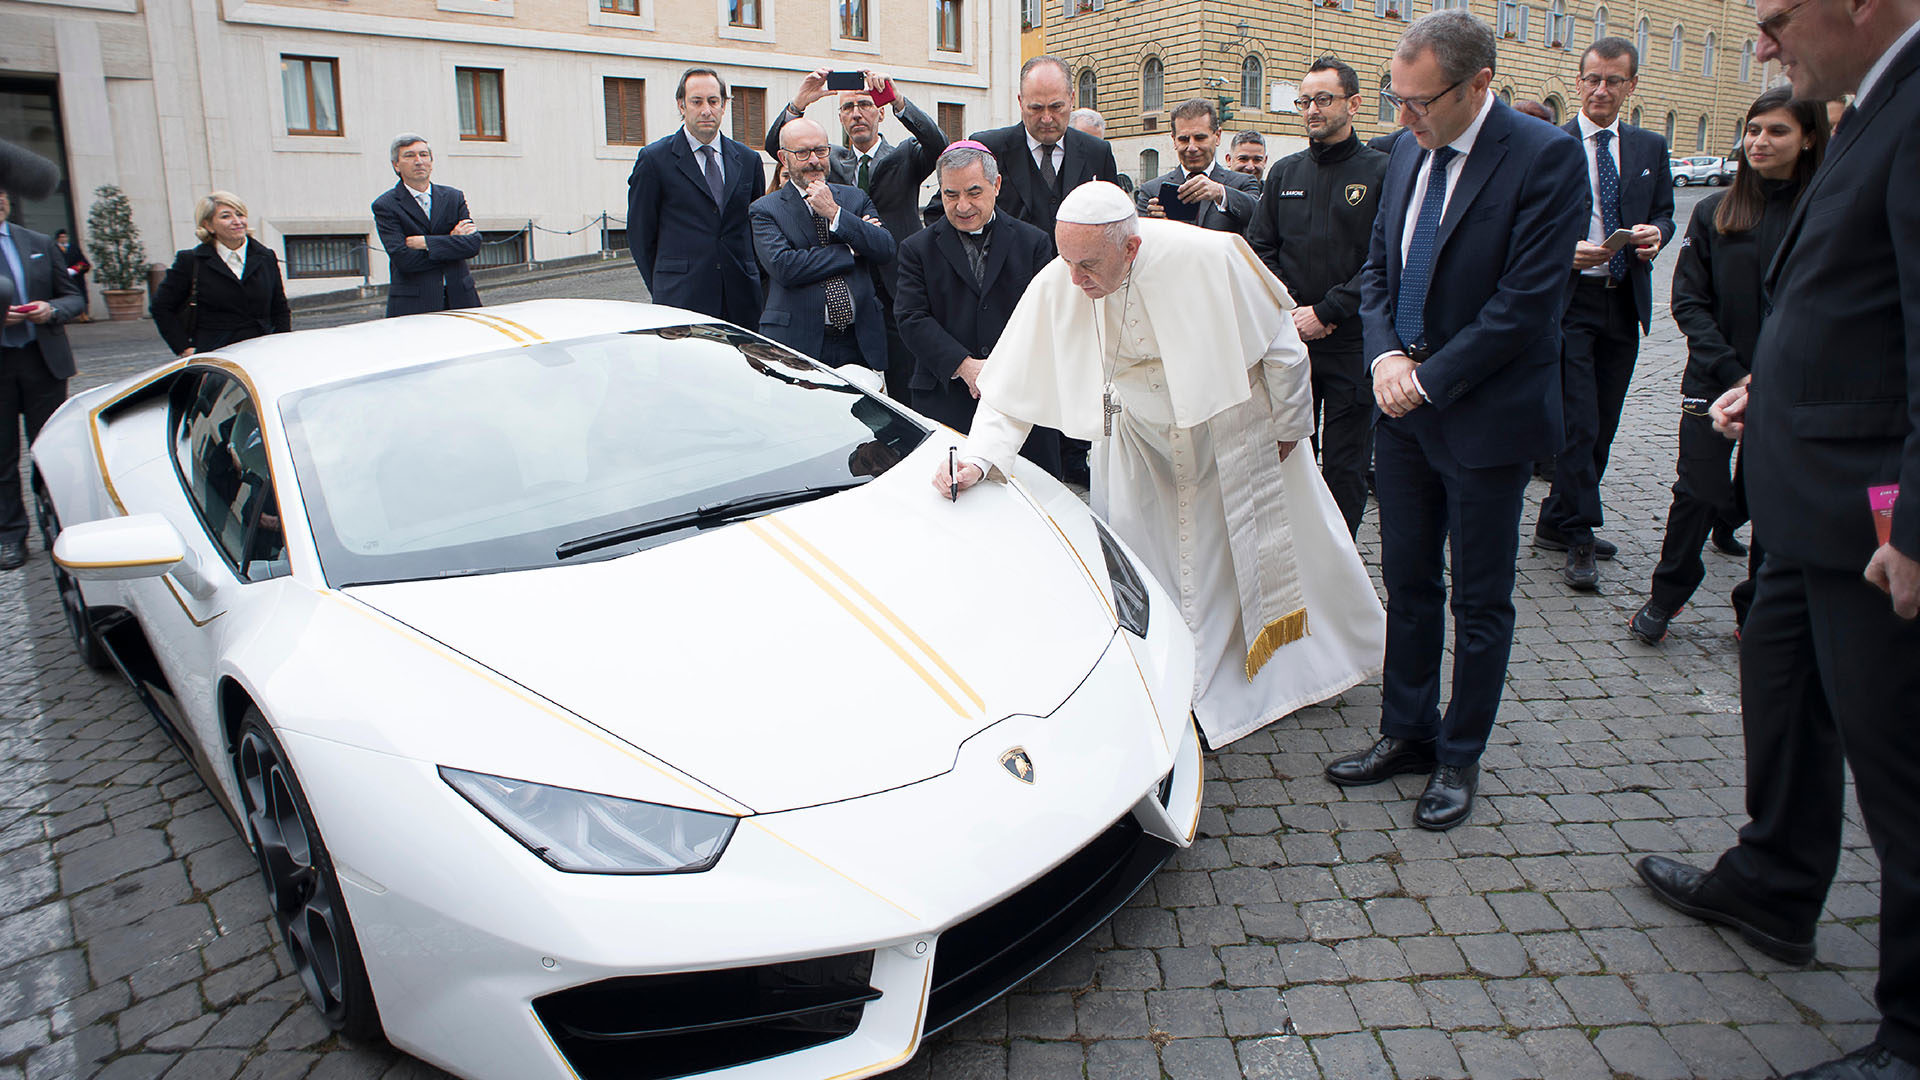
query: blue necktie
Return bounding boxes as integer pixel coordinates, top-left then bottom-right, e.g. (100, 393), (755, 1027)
(0, 230), (32, 349)
(1394, 145), (1457, 352)
(1594, 129), (1627, 281)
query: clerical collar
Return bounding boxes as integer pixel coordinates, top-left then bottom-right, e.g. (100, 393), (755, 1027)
(962, 212), (996, 237)
(1308, 130), (1361, 163)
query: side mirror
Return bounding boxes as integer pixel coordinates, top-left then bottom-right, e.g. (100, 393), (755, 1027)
(54, 514), (187, 582)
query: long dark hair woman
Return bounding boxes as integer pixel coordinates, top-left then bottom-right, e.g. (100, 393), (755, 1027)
(151, 191), (292, 357)
(1628, 87), (1829, 646)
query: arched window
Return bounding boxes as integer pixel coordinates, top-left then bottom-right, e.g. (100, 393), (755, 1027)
(1670, 24), (1684, 70)
(1077, 67), (1097, 110)
(1379, 72), (1396, 122)
(1664, 110), (1675, 146)
(1241, 56), (1264, 113)
(1544, 94), (1564, 123)
(1741, 39), (1754, 81)
(1593, 4), (1607, 39)
(1636, 17), (1649, 61)
(1499, 85), (1514, 104)
(1731, 116), (1744, 151)
(1631, 105), (1642, 126)
(1703, 31), (1716, 77)
(1138, 148), (1160, 180)
(1696, 114), (1709, 150)
(1141, 56), (1164, 112)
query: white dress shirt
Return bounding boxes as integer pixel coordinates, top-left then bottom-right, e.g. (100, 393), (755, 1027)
(1855, 17), (1920, 110)
(1025, 129), (1062, 176)
(1576, 112), (1624, 278)
(218, 241), (247, 279)
(404, 183), (431, 219)
(685, 127), (726, 185)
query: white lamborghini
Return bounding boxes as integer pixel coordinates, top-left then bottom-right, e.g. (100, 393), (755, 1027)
(29, 300), (1203, 1080)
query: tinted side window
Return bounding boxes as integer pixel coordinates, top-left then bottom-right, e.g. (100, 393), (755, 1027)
(170, 372), (288, 580)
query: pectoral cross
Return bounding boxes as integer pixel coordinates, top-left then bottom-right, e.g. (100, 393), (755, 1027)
(1102, 387), (1121, 436)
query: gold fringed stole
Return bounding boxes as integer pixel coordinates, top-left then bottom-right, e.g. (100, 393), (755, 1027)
(1245, 608), (1309, 680)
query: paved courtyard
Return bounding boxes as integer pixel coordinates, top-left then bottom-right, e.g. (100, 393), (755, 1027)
(0, 189), (1885, 1080)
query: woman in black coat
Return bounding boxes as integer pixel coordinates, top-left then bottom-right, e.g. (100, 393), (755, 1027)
(1628, 87), (1828, 646)
(151, 191), (292, 356)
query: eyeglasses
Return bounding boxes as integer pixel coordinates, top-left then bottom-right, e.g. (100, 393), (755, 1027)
(1292, 92), (1347, 110)
(1577, 74), (1632, 89)
(1380, 75), (1468, 118)
(1757, 0), (1819, 41)
(783, 145), (833, 160)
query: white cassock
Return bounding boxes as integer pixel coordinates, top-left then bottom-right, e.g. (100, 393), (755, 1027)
(964, 215), (1386, 748)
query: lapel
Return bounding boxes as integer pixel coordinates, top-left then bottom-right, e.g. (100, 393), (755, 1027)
(933, 221), (978, 293)
(1006, 134), (1042, 214)
(1381, 141), (1421, 282)
(673, 134), (718, 208)
(778, 184), (819, 247)
(393, 181), (430, 230)
(1433, 105), (1509, 254)
(723, 139), (759, 208)
(979, 218), (1011, 290)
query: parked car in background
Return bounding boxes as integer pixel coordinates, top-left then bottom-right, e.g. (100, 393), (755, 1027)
(1670, 156), (1728, 185)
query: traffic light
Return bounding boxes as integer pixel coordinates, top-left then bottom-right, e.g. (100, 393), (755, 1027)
(1217, 94), (1236, 125)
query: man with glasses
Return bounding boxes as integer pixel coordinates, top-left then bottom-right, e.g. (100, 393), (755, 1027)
(1136, 98), (1258, 234)
(1328, 10), (1587, 830)
(1635, 0), (1920, 1073)
(1249, 57), (1389, 538)
(1530, 38), (1675, 591)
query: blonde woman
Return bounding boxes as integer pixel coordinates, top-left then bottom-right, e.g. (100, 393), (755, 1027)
(151, 191), (291, 357)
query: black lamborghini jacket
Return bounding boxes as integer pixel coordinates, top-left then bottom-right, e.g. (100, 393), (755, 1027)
(1248, 131), (1390, 349)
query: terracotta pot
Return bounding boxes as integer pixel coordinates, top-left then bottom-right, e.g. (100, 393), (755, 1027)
(103, 288), (145, 321)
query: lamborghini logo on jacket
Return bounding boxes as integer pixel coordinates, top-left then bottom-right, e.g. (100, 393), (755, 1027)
(1000, 748), (1035, 784)
(1345, 183), (1369, 206)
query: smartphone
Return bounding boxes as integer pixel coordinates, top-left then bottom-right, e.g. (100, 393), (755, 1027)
(1158, 182), (1201, 222)
(826, 71), (866, 91)
(867, 81), (897, 108)
(1600, 228), (1636, 251)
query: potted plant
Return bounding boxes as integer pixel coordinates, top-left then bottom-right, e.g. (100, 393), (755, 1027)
(86, 185), (147, 321)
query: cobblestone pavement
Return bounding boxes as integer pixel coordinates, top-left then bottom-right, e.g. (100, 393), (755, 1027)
(2, 188), (1885, 1080)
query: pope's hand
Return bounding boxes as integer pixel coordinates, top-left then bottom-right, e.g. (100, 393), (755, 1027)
(1373, 353), (1425, 418)
(1293, 307), (1330, 341)
(1866, 544), (1920, 620)
(1710, 384), (1748, 440)
(956, 356), (985, 399)
(933, 460), (984, 500)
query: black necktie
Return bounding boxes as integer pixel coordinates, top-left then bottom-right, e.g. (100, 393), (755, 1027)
(813, 208), (855, 330)
(1038, 143), (1059, 192)
(700, 145), (725, 206)
(857, 154), (872, 191)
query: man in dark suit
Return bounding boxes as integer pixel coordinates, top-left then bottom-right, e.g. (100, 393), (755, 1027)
(628, 67), (766, 329)
(1227, 131), (1269, 196)
(893, 142), (1062, 478)
(751, 117), (896, 373)
(1634, 3), (1920, 1076)
(1136, 98), (1258, 234)
(938, 55), (1119, 241)
(766, 70), (946, 398)
(1325, 10), (1587, 830)
(1531, 38), (1676, 589)
(0, 187), (85, 570)
(372, 135), (483, 317)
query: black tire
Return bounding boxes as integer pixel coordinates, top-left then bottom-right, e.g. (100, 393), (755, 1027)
(30, 476), (114, 672)
(232, 709), (384, 1043)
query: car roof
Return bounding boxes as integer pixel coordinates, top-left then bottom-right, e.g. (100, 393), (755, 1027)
(190, 299), (728, 404)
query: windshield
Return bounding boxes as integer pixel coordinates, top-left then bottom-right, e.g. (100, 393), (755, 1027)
(281, 325), (928, 585)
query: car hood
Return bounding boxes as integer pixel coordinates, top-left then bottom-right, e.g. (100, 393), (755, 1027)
(345, 466), (1120, 813)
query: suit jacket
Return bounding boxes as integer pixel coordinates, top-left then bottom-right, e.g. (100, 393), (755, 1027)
(150, 239), (292, 355)
(1561, 118), (1675, 330)
(1359, 99), (1590, 468)
(893, 213), (1053, 392)
(750, 183), (896, 369)
(1745, 32), (1920, 570)
(628, 130), (766, 328)
(372, 181), (483, 317)
(930, 123), (1118, 236)
(0, 223), (84, 379)
(1135, 163), (1258, 234)
(1368, 130), (1407, 154)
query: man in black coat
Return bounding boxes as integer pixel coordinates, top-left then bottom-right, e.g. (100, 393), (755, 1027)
(766, 70), (946, 398)
(1634, 2), (1920, 1075)
(893, 143), (1062, 478)
(372, 134), (483, 317)
(0, 187), (85, 570)
(751, 118), (896, 374)
(1136, 98), (1258, 234)
(1531, 38), (1676, 590)
(1249, 57), (1390, 536)
(628, 68), (766, 329)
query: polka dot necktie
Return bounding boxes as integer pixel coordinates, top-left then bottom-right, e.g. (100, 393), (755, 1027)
(1594, 129), (1627, 281)
(812, 211), (855, 330)
(1394, 145), (1458, 352)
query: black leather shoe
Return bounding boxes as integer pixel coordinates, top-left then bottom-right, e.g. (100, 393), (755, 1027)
(1533, 528), (1615, 559)
(1415, 763), (1478, 830)
(0, 539), (25, 571)
(1629, 600), (1677, 645)
(1782, 1044), (1920, 1080)
(1711, 524), (1749, 556)
(1634, 855), (1815, 965)
(1564, 543), (1600, 591)
(1324, 736), (1438, 787)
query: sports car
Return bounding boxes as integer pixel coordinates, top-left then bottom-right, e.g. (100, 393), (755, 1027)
(29, 299), (1203, 1080)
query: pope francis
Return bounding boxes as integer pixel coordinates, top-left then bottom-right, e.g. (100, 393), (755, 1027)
(933, 181), (1386, 748)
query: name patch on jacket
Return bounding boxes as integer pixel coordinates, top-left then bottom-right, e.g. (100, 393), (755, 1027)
(1277, 189), (1308, 198)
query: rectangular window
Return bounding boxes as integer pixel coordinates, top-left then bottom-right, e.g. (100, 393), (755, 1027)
(456, 67), (506, 141)
(603, 77), (646, 146)
(730, 87), (767, 147)
(472, 230), (528, 269)
(1022, 0), (1040, 28)
(1516, 6), (1530, 39)
(280, 56), (342, 136)
(840, 0), (868, 38)
(603, 227), (628, 251)
(938, 102), (966, 142)
(937, 0), (963, 50)
(729, 0), (760, 26)
(599, 0), (638, 10)
(284, 234), (366, 279)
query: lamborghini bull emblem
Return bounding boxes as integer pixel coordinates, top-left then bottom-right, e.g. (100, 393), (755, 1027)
(1345, 183), (1368, 206)
(1000, 748), (1036, 784)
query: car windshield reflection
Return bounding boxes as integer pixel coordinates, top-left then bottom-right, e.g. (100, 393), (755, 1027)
(281, 325), (928, 586)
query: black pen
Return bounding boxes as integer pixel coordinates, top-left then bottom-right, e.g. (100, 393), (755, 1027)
(949, 446), (959, 502)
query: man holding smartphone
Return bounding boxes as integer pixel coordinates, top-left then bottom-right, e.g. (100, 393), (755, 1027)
(1134, 98), (1257, 234)
(1531, 37), (1675, 590)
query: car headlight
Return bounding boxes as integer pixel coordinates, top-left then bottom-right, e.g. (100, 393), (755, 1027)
(1092, 517), (1150, 638)
(440, 767), (737, 874)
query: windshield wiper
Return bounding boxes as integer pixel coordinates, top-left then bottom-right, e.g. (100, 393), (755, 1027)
(555, 482), (867, 560)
